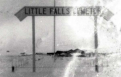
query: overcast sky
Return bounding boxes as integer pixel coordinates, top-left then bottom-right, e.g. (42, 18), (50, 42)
(0, 0), (121, 55)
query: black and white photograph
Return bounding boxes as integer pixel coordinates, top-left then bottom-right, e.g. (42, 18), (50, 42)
(0, 0), (121, 77)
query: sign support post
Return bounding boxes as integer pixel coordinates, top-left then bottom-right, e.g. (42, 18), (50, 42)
(94, 15), (99, 72)
(53, 0), (56, 61)
(32, 16), (36, 72)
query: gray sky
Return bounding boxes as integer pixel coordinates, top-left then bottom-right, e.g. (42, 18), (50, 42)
(0, 0), (121, 55)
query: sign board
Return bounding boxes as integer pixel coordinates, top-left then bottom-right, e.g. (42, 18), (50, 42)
(15, 6), (101, 21)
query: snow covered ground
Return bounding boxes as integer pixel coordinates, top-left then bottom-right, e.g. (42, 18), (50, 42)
(0, 54), (120, 77)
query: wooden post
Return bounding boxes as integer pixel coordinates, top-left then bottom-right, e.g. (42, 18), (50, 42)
(53, 0), (56, 61)
(94, 15), (99, 72)
(32, 16), (36, 72)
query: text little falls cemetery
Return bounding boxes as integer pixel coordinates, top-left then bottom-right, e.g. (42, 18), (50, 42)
(15, 6), (101, 21)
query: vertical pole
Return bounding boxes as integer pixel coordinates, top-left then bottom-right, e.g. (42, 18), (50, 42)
(94, 15), (99, 72)
(54, 0), (56, 60)
(32, 16), (36, 72)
